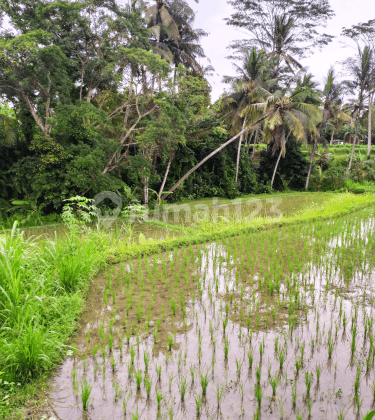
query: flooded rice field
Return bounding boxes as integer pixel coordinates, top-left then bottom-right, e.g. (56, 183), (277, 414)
(9, 221), (182, 243)
(42, 206), (375, 420)
(150, 193), (335, 226)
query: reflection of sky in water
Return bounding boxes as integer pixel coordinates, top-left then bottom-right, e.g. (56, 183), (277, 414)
(44, 210), (375, 419)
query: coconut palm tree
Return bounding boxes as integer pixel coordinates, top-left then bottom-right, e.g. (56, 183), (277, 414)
(160, 86), (322, 200)
(259, 87), (322, 188)
(305, 68), (351, 189)
(343, 45), (375, 170)
(146, 0), (206, 76)
(222, 48), (277, 182)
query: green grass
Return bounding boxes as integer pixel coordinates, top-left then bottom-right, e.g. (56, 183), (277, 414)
(0, 223), (109, 418)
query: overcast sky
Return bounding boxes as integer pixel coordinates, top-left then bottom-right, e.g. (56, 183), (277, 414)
(185, 0), (375, 102)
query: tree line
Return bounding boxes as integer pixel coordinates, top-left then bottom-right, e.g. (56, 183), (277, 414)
(1, 0), (375, 217)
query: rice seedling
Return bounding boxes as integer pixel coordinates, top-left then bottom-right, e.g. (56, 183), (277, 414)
(255, 363), (261, 384)
(169, 373), (173, 392)
(170, 297), (177, 315)
(190, 365), (195, 384)
(178, 375), (187, 401)
(224, 337), (229, 359)
(155, 365), (161, 382)
(167, 335), (174, 351)
(236, 358), (243, 377)
(291, 383), (297, 407)
(144, 376), (152, 399)
(315, 363), (322, 382)
(305, 371), (313, 398)
(131, 406), (139, 420)
(144, 351), (149, 371)
(155, 387), (163, 410)
(278, 348), (286, 370)
(351, 326), (357, 356)
(130, 346), (135, 365)
(295, 357), (302, 375)
(355, 393), (363, 413)
(108, 333), (114, 352)
(195, 394), (203, 417)
(134, 369), (142, 390)
(270, 373), (279, 396)
(255, 384), (262, 407)
(200, 371), (209, 396)
(72, 366), (78, 395)
(354, 363), (362, 395)
(81, 377), (92, 411)
(222, 316), (228, 334)
(111, 354), (116, 373)
(216, 384), (223, 408)
(296, 409), (304, 420)
(122, 393), (130, 414)
(113, 382), (122, 400)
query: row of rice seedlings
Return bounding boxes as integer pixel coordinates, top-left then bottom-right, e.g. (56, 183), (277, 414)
(66, 208), (375, 417)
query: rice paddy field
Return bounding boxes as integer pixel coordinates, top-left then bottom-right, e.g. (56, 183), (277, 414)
(151, 192), (336, 226)
(2, 193), (375, 420)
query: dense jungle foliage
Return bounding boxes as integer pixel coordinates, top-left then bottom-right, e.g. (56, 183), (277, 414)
(1, 0), (375, 224)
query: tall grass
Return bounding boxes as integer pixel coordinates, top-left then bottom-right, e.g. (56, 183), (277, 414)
(0, 222), (107, 382)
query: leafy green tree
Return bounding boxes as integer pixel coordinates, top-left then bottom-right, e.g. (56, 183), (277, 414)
(258, 138), (309, 191)
(0, 0), (153, 137)
(134, 67), (210, 203)
(226, 0), (334, 75)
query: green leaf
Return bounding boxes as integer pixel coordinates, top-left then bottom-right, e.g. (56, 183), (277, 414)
(11, 200), (29, 206)
(363, 412), (375, 420)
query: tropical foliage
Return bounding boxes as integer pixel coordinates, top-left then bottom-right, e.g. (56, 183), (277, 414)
(1, 0), (375, 223)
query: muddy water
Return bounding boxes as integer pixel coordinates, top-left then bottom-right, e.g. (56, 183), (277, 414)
(42, 209), (375, 420)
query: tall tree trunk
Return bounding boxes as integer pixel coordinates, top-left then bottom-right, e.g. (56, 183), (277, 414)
(251, 125), (259, 159)
(123, 73), (134, 133)
(173, 67), (177, 94)
(235, 116), (247, 182)
(245, 130), (254, 154)
(159, 150), (175, 197)
(151, 74), (155, 95)
(305, 135), (318, 190)
(144, 177), (149, 205)
(368, 94), (372, 156)
(161, 112), (272, 201)
(348, 116), (359, 170)
(271, 149), (283, 188)
(330, 128), (334, 145)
